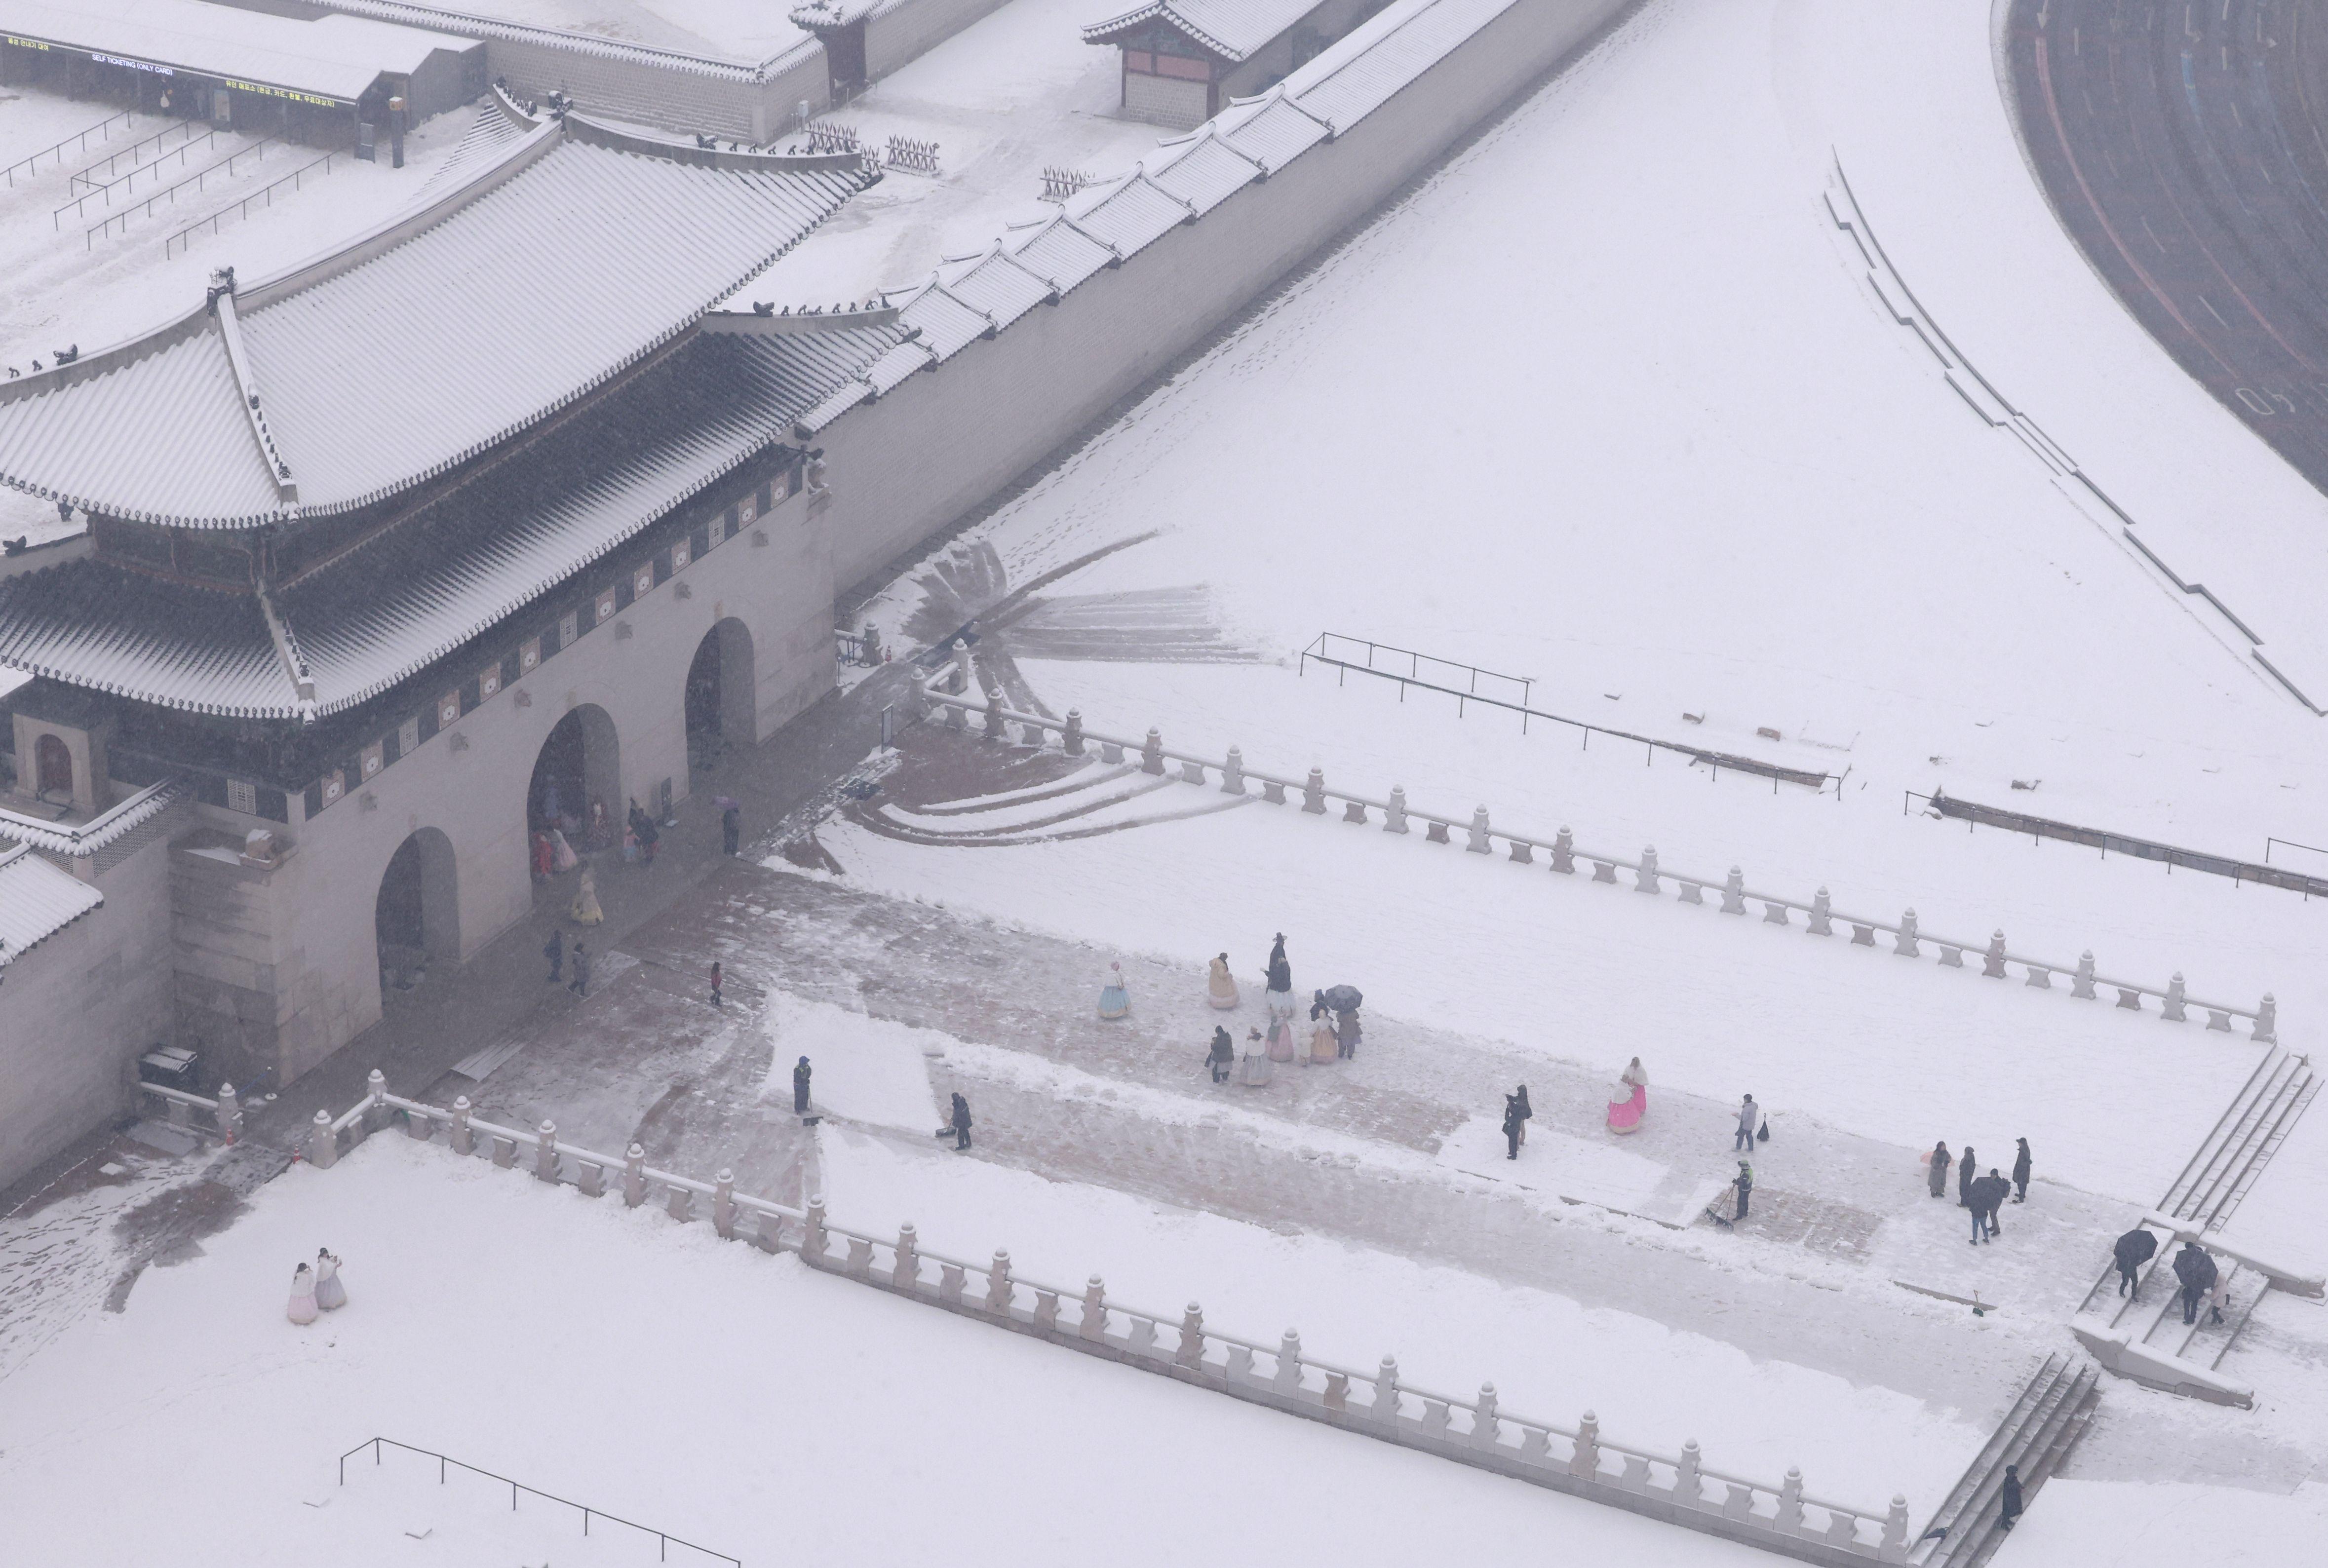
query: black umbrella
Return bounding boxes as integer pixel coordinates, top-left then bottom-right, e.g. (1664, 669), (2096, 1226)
(1321, 985), (1363, 1012)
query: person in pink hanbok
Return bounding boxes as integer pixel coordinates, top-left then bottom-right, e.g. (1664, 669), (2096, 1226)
(1607, 1057), (1648, 1134)
(287, 1263), (318, 1326)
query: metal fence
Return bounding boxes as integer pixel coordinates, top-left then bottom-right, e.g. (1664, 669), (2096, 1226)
(1299, 632), (1840, 794)
(2, 109), (137, 187)
(1911, 790), (2328, 901)
(163, 151), (339, 259)
(340, 1436), (740, 1564)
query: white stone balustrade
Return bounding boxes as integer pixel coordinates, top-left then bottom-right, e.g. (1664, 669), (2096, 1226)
(911, 681), (2279, 1040)
(316, 1082), (1908, 1567)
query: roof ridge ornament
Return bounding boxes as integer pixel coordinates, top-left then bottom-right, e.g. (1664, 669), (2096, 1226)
(208, 279), (300, 509)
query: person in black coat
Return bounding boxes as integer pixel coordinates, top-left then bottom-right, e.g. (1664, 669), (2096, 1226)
(950, 1092), (973, 1150)
(2172, 1242), (2218, 1325)
(1998, 1464), (2022, 1531)
(2112, 1227), (2157, 1296)
(1206, 1026), (1235, 1084)
(543, 928), (564, 983)
(2012, 1138), (2032, 1203)
(1733, 1160), (1753, 1222)
(1502, 1097), (1523, 1160)
(721, 803), (742, 856)
(792, 1055), (812, 1114)
(1968, 1171), (2010, 1243)
(1958, 1146), (1977, 1208)
(1509, 1084), (1532, 1146)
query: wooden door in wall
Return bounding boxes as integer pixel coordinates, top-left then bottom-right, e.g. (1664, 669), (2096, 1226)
(34, 733), (71, 802)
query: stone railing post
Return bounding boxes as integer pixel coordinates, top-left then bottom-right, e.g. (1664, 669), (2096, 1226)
(1177, 1302), (1205, 1367)
(982, 692), (1004, 740)
(534, 1121), (558, 1182)
(1720, 868), (1746, 915)
(802, 1194), (828, 1262)
(1466, 806), (1491, 852)
(1372, 1355), (1399, 1424)
(622, 1143), (646, 1207)
(306, 1109), (337, 1169)
(1551, 826), (1575, 874)
(1982, 930), (2008, 978)
(364, 1070), (389, 1133)
(1302, 768), (1327, 813)
(984, 1249), (1011, 1312)
(216, 1082), (243, 1143)
(1472, 1383), (1499, 1451)
(1778, 1467), (1805, 1531)
(1808, 887), (1832, 936)
(1895, 909), (1919, 958)
(893, 1222), (919, 1288)
(1674, 1440), (1703, 1506)
(1221, 747), (1245, 794)
(1637, 845), (1661, 894)
(1880, 1496), (1909, 1561)
(1274, 1330), (1302, 1394)
(2163, 972), (2188, 1022)
(450, 1095), (473, 1156)
(1062, 709), (1084, 756)
(1570, 1410), (1600, 1479)
(714, 1171), (737, 1238)
(1383, 787), (1409, 834)
(2073, 951), (2097, 999)
(1081, 1275), (1107, 1340)
(1141, 729), (1165, 775)
(2255, 993), (2278, 1043)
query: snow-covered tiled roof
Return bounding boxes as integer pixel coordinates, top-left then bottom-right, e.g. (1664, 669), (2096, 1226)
(306, 0), (817, 78)
(0, 98), (872, 530)
(0, 842), (103, 970)
(0, 0), (472, 102)
(806, 0), (1514, 437)
(0, 327), (900, 720)
(1081, 0), (1321, 63)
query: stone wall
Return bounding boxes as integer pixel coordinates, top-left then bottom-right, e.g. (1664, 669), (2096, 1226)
(0, 833), (178, 1192)
(863, 0), (1014, 81)
(815, 0), (1633, 596)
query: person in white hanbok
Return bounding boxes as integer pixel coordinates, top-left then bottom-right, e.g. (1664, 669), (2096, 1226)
(1238, 1026), (1273, 1086)
(287, 1263), (318, 1326)
(314, 1248), (347, 1311)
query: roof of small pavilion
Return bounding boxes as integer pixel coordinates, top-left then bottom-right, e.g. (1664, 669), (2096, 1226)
(0, 324), (904, 721)
(1080, 0), (1322, 62)
(0, 96), (873, 529)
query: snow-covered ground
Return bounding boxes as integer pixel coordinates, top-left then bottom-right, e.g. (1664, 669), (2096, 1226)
(0, 95), (484, 370)
(0, 1133), (1788, 1568)
(393, 0), (811, 61)
(747, 0), (1169, 301)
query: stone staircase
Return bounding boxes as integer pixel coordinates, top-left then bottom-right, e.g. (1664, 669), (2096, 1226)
(848, 757), (1250, 846)
(1911, 1352), (2098, 1568)
(2068, 1045), (2320, 1405)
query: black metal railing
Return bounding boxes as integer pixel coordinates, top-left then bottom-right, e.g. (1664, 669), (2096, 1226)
(1298, 632), (1838, 793)
(339, 1437), (740, 1564)
(1909, 789), (2328, 900)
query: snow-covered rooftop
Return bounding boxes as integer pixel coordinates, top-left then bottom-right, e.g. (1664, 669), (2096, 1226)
(1081, 0), (1320, 61)
(0, 0), (475, 102)
(0, 322), (901, 718)
(0, 841), (101, 967)
(0, 97), (871, 528)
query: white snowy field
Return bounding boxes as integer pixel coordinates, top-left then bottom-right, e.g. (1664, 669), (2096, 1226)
(854, 0), (2328, 857)
(0, 1134), (1784, 1568)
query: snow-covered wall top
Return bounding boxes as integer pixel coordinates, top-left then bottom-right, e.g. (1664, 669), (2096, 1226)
(802, 0), (1520, 433)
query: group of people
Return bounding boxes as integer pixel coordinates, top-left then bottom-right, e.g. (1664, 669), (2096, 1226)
(1194, 936), (1363, 1087)
(788, 1054), (975, 1150)
(2111, 1228), (2230, 1326)
(286, 1248), (348, 1325)
(1926, 1138), (2034, 1245)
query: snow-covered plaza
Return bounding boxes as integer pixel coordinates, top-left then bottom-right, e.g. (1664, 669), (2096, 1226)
(6, 0), (2328, 1564)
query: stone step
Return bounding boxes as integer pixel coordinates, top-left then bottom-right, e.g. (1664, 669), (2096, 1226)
(1913, 1353), (2069, 1562)
(1925, 1360), (2096, 1568)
